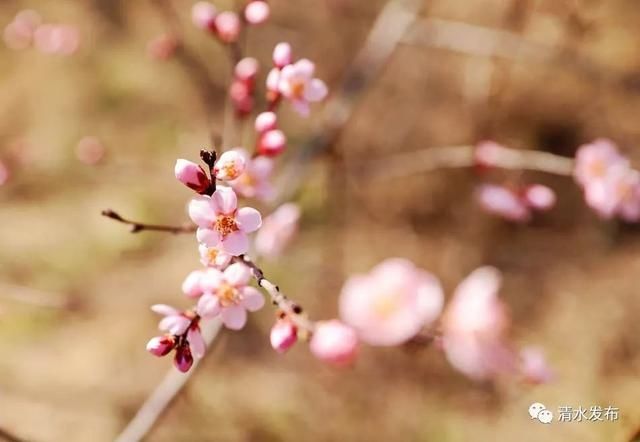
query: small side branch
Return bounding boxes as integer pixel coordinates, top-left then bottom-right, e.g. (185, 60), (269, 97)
(101, 210), (197, 234)
(235, 255), (315, 334)
(0, 427), (27, 442)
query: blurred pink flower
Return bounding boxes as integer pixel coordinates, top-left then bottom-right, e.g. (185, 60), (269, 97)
(76, 136), (106, 166)
(195, 263), (265, 330)
(584, 164), (640, 221)
(214, 11), (241, 43)
(228, 149), (274, 201)
(574, 139), (627, 188)
(477, 184), (531, 222)
(4, 10), (41, 50)
(244, 1), (270, 25)
(175, 159), (210, 193)
(257, 129), (286, 156)
(310, 320), (359, 366)
(255, 111), (278, 133)
(33, 24), (80, 55)
(235, 57), (259, 83)
(192, 1), (217, 31)
(199, 244), (233, 268)
(270, 319), (297, 353)
(519, 346), (554, 384)
(522, 184), (556, 211)
(255, 203), (301, 258)
(214, 150), (246, 181)
(272, 42), (292, 69)
(339, 258), (444, 346)
(441, 267), (516, 381)
(278, 59), (328, 116)
(189, 186), (262, 255)
(147, 33), (178, 61)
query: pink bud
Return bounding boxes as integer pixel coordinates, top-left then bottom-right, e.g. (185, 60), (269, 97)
(523, 184), (556, 211)
(146, 335), (176, 357)
(175, 159), (210, 193)
(270, 320), (297, 353)
(310, 320), (358, 367)
(244, 1), (270, 25)
(192, 1), (217, 31)
(234, 57), (259, 83)
(76, 136), (105, 166)
(147, 33), (178, 61)
(174, 343), (194, 372)
(255, 112), (278, 133)
(258, 129), (286, 156)
(474, 141), (506, 169)
(214, 11), (241, 43)
(214, 150), (246, 180)
(272, 42), (292, 68)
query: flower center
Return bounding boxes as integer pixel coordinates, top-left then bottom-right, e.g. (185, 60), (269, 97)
(217, 283), (240, 307)
(372, 293), (400, 319)
(214, 215), (238, 237)
(589, 160), (606, 178)
(291, 80), (305, 99)
(223, 163), (240, 180)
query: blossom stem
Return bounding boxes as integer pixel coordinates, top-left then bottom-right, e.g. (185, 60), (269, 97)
(101, 209), (197, 234)
(234, 255), (315, 334)
(0, 427), (27, 442)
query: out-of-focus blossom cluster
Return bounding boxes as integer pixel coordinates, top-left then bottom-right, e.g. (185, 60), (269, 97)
(192, 1), (269, 43)
(477, 183), (556, 222)
(4, 9), (79, 55)
(574, 139), (640, 222)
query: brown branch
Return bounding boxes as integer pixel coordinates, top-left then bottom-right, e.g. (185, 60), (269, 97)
(234, 255), (315, 334)
(0, 427), (27, 442)
(101, 209), (197, 234)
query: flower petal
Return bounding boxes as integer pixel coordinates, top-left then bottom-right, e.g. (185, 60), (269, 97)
(196, 293), (221, 318)
(188, 327), (206, 359)
(236, 207), (262, 233)
(159, 316), (191, 335)
(224, 262), (251, 286)
(291, 99), (310, 117)
(294, 59), (315, 79)
(221, 305), (247, 330)
(151, 304), (180, 317)
(196, 228), (221, 247)
(188, 196), (216, 227)
(200, 268), (224, 292)
(212, 186), (237, 215)
(304, 79), (327, 102)
(221, 230), (249, 255)
(241, 287), (264, 312)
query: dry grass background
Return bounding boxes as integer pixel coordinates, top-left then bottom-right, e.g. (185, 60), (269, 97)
(1, 0), (640, 441)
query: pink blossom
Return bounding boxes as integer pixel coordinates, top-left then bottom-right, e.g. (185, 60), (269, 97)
(339, 258), (443, 346)
(270, 319), (297, 353)
(278, 59), (328, 116)
(244, 1), (270, 25)
(234, 57), (259, 83)
(195, 263), (265, 330)
(228, 149), (274, 201)
(192, 1), (217, 31)
(147, 33), (178, 61)
(519, 346), (554, 384)
(76, 136), (105, 166)
(584, 164), (640, 221)
(182, 270), (206, 298)
(522, 184), (556, 211)
(150, 304), (206, 363)
(257, 129), (286, 156)
(189, 186), (262, 255)
(146, 335), (176, 357)
(266, 67), (280, 94)
(441, 267), (516, 381)
(272, 42), (292, 69)
(229, 80), (254, 116)
(199, 244), (233, 268)
(33, 24), (80, 55)
(574, 139), (627, 188)
(255, 203), (301, 258)
(477, 184), (530, 222)
(310, 320), (358, 366)
(214, 150), (246, 181)
(175, 159), (210, 193)
(255, 112), (278, 133)
(214, 11), (241, 43)
(4, 10), (41, 50)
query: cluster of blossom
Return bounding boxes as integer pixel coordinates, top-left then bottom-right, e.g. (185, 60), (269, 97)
(192, 1), (269, 44)
(3, 9), (79, 55)
(573, 138), (640, 221)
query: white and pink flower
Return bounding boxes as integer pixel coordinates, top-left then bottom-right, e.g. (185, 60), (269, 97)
(310, 320), (358, 366)
(339, 258), (444, 346)
(175, 159), (211, 193)
(228, 149), (274, 201)
(213, 150), (246, 181)
(195, 263), (265, 330)
(189, 186), (262, 255)
(148, 304), (206, 365)
(198, 244), (233, 268)
(244, 1), (270, 25)
(441, 267), (516, 381)
(278, 59), (328, 116)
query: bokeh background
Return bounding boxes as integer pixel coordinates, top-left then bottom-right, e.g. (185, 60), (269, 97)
(1, 0), (640, 441)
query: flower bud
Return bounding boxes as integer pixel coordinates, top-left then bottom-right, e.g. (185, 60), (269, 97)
(258, 129), (286, 156)
(310, 320), (358, 366)
(255, 112), (277, 134)
(244, 1), (270, 25)
(192, 1), (217, 31)
(214, 11), (241, 43)
(523, 184), (556, 211)
(174, 343), (194, 372)
(273, 42), (292, 68)
(175, 159), (210, 193)
(146, 335), (176, 357)
(234, 57), (259, 83)
(270, 320), (297, 353)
(214, 150), (246, 181)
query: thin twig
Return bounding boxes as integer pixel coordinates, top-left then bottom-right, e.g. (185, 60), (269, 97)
(359, 145), (575, 180)
(0, 427), (27, 442)
(101, 210), (197, 234)
(234, 255), (315, 334)
(114, 319), (223, 442)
